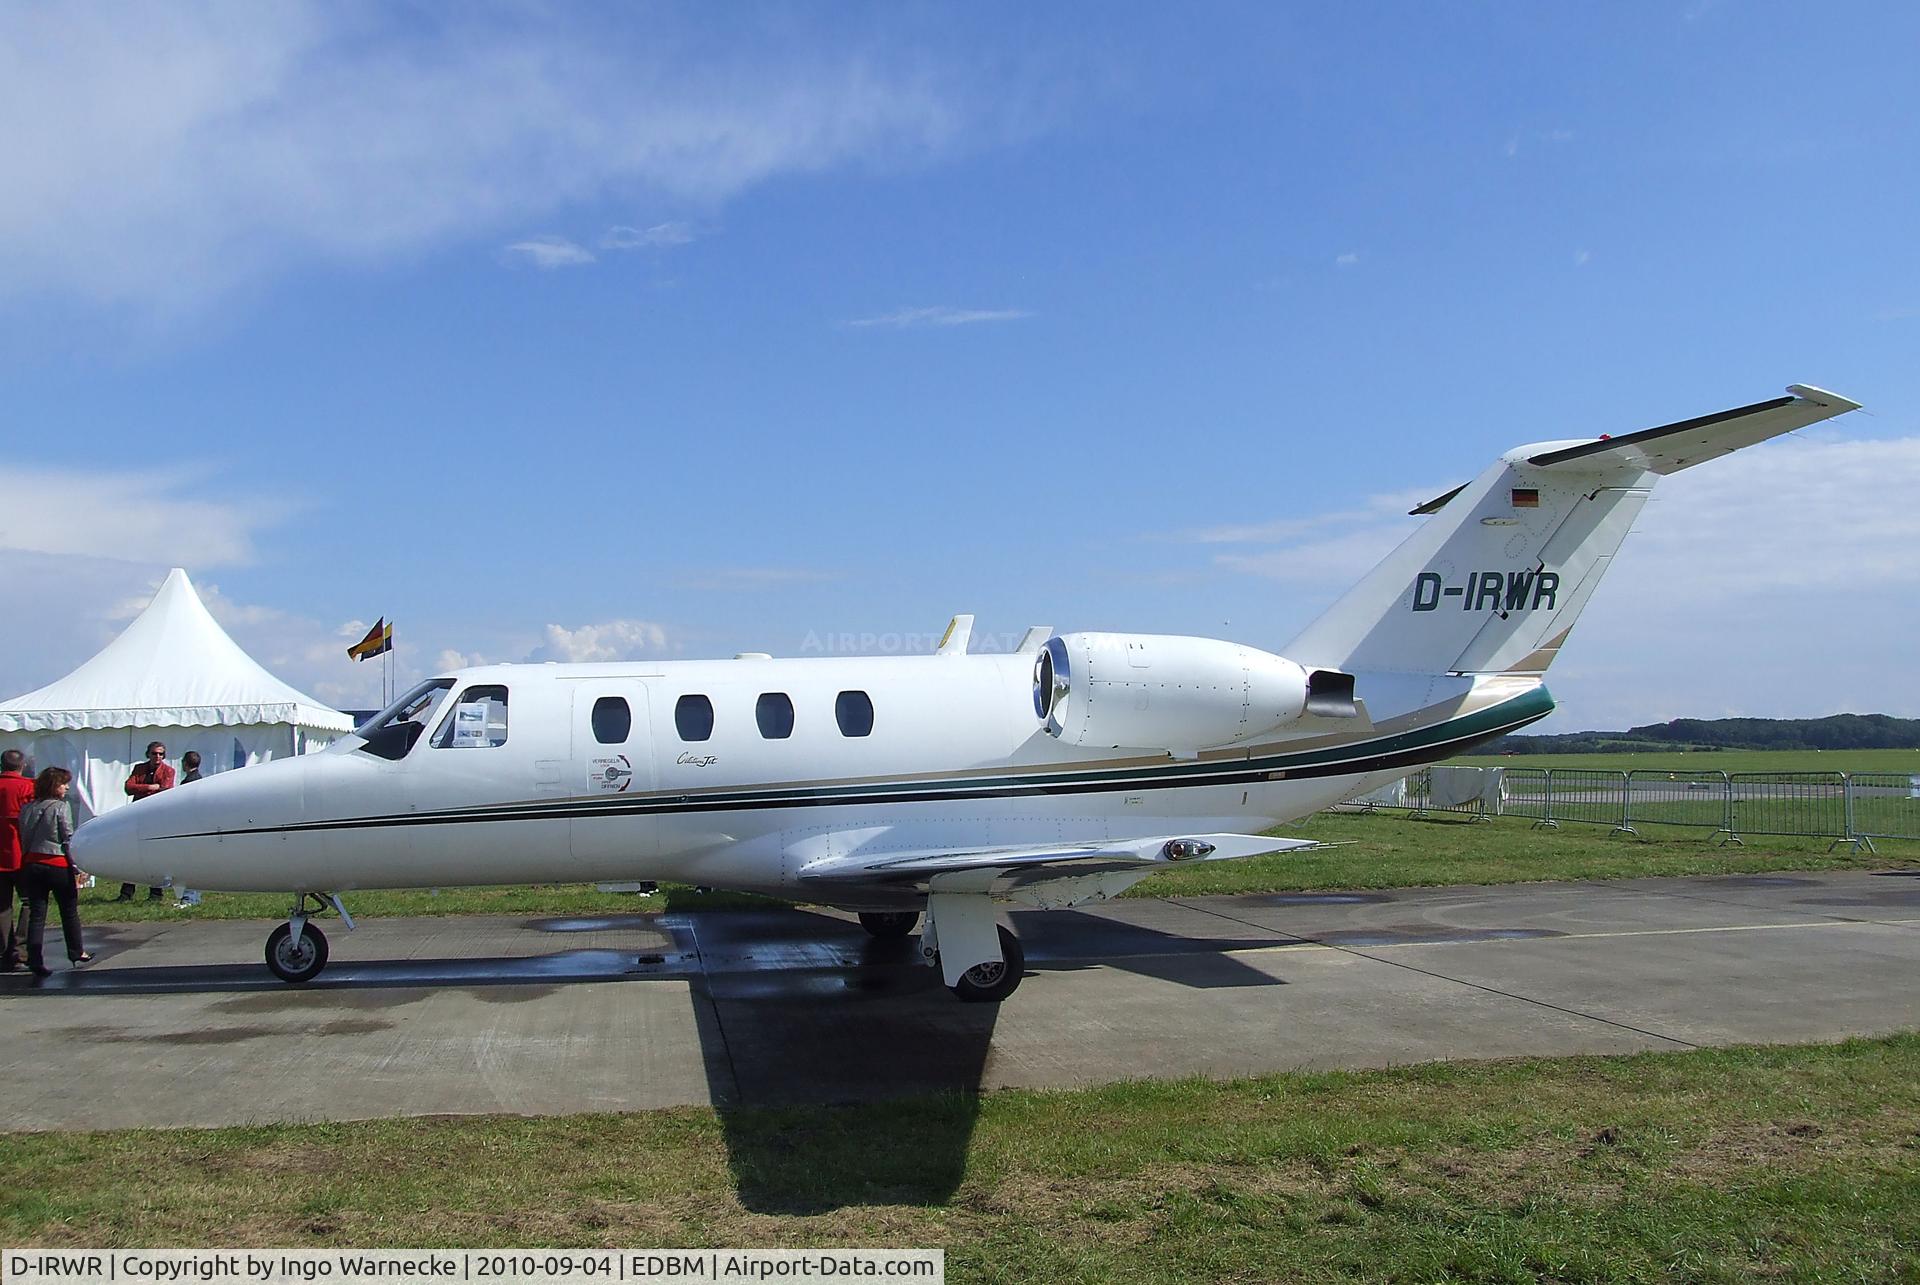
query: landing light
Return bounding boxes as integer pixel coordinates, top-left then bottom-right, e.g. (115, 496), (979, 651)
(1163, 839), (1216, 862)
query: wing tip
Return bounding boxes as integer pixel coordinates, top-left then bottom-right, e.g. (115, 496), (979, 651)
(1786, 383), (1862, 413)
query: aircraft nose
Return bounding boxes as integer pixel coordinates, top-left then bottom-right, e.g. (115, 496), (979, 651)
(72, 757), (314, 893)
(70, 803), (152, 886)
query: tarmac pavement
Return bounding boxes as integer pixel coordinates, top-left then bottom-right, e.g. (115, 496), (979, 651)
(4, 870), (1917, 1132)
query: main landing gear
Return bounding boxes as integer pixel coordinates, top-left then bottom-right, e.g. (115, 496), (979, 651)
(265, 892), (353, 984)
(917, 893), (1026, 1003)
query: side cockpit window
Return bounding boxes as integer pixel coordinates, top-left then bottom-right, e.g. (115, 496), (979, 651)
(353, 679), (454, 761)
(431, 684), (510, 749)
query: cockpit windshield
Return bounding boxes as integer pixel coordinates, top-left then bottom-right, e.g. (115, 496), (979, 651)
(351, 679), (455, 761)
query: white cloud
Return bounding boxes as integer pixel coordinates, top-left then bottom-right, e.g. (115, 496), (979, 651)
(1502, 128), (1574, 159)
(0, 465), (281, 566)
(502, 236), (596, 268)
(435, 648), (489, 673)
(1214, 525), (1414, 585)
(1614, 434), (1920, 600)
(529, 620), (670, 663)
(847, 306), (1031, 329)
(1334, 252), (1360, 267)
(0, 6), (1005, 316)
(601, 222), (697, 250)
(1184, 488), (1433, 544)
(1510, 433), (1920, 729)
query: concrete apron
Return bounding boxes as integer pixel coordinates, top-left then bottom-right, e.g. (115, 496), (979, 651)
(3, 870), (1917, 1131)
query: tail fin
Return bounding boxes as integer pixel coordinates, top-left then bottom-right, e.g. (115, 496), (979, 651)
(1285, 385), (1860, 677)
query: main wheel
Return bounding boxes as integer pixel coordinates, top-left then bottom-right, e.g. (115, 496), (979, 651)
(265, 921), (329, 984)
(949, 925), (1024, 1003)
(858, 910), (920, 939)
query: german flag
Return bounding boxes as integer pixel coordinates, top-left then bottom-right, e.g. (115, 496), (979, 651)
(347, 619), (393, 661)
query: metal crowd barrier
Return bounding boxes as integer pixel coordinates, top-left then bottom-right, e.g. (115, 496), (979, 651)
(1725, 772), (1848, 844)
(1626, 769), (1733, 840)
(1336, 764), (1920, 851)
(1841, 772), (1920, 851)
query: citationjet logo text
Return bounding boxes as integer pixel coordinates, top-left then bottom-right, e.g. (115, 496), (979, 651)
(1412, 570), (1559, 612)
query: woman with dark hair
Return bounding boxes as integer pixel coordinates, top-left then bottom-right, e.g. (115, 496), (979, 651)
(17, 766), (91, 979)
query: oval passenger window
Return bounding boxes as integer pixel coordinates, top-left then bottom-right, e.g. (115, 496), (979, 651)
(756, 692), (795, 740)
(835, 690), (874, 737)
(675, 694), (715, 742)
(591, 696), (631, 744)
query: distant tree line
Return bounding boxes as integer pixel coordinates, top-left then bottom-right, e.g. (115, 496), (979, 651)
(1487, 714), (1920, 755)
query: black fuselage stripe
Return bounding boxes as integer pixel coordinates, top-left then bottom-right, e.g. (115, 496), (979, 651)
(153, 703), (1544, 840)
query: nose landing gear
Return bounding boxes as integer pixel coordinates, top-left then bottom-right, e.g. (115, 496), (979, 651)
(265, 892), (353, 984)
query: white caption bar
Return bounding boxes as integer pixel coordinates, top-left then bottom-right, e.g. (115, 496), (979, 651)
(2, 1251), (943, 1285)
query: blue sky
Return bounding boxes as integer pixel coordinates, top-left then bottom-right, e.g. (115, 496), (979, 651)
(2, 2), (1917, 729)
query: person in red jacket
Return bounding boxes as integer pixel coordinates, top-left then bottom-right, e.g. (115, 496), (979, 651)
(119, 741), (173, 901)
(0, 748), (33, 970)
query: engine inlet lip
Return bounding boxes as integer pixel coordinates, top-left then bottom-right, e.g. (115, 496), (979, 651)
(1034, 636), (1071, 732)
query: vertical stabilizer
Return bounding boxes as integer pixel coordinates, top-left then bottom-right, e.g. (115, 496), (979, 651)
(1283, 386), (1859, 677)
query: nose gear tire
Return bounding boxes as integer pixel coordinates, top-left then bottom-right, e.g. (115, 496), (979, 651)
(265, 921), (330, 984)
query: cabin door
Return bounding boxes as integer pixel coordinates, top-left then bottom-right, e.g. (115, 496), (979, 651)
(567, 681), (659, 877)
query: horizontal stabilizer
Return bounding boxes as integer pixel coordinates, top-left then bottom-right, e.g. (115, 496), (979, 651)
(1525, 384), (1859, 475)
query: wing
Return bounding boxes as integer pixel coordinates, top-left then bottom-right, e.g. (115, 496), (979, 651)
(797, 832), (1317, 896)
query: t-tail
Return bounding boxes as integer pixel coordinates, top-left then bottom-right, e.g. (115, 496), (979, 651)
(1283, 384), (1860, 743)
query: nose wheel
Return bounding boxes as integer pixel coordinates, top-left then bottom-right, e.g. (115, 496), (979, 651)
(265, 920), (329, 983)
(265, 892), (352, 984)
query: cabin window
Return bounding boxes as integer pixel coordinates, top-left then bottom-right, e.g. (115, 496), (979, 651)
(675, 694), (714, 742)
(835, 690), (875, 737)
(354, 679), (454, 761)
(430, 684), (509, 749)
(756, 692), (795, 740)
(591, 696), (631, 744)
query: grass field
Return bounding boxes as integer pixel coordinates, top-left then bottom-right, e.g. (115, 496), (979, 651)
(70, 806), (1919, 923)
(1455, 747), (1920, 774)
(6, 1036), (1917, 1281)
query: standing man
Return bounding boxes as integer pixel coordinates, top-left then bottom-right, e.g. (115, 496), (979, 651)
(0, 748), (32, 969)
(173, 751), (204, 907)
(119, 740), (173, 901)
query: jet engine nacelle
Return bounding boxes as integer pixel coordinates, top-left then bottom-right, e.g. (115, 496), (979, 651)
(1032, 632), (1356, 754)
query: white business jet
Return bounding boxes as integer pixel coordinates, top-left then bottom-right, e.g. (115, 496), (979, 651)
(74, 385), (1859, 999)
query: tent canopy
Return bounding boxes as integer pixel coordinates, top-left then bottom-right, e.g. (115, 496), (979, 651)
(0, 568), (353, 733)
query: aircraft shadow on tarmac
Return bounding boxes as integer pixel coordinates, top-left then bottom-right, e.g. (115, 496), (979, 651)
(8, 904), (1285, 1213)
(671, 906), (1284, 1213)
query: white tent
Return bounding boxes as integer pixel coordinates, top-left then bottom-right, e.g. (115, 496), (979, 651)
(0, 568), (353, 819)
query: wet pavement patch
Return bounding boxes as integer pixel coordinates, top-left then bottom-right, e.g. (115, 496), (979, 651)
(65, 1017), (394, 1045)
(526, 916), (664, 933)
